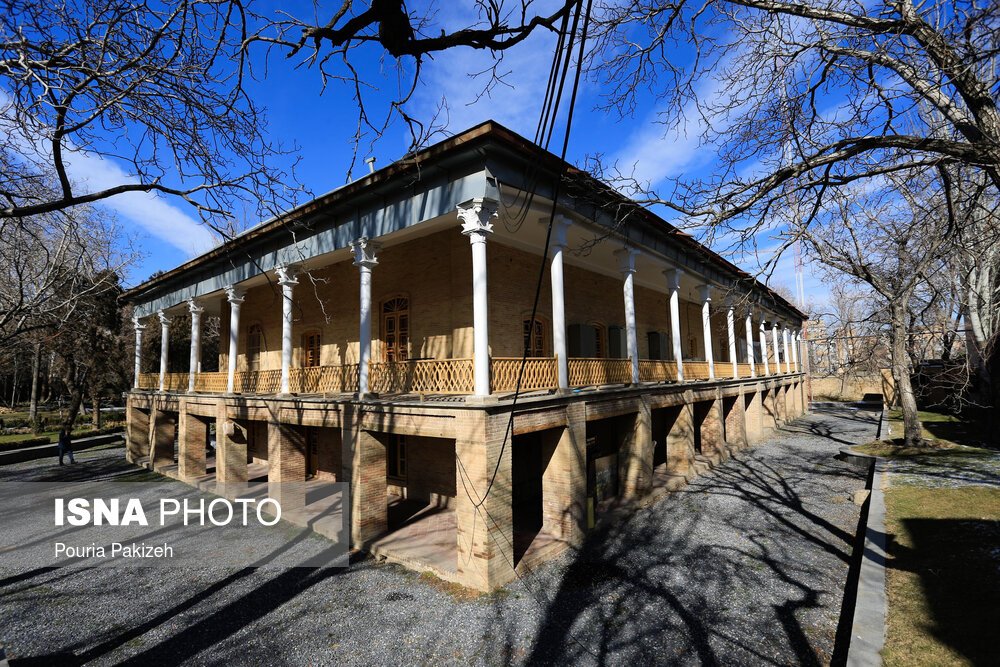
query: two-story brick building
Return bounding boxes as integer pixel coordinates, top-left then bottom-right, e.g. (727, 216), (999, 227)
(124, 121), (807, 590)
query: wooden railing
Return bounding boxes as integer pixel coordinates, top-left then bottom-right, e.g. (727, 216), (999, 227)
(234, 369), (281, 394)
(638, 359), (678, 383)
(568, 358), (632, 386)
(683, 361), (713, 380)
(290, 365), (360, 393)
(370, 358), (474, 394)
(491, 357), (558, 393)
(194, 372), (228, 393)
(134, 355), (797, 396)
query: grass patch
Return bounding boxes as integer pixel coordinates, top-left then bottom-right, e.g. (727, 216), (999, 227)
(881, 485), (1000, 666)
(885, 409), (989, 448)
(852, 441), (996, 461)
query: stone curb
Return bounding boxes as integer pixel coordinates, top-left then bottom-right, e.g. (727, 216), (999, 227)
(0, 432), (124, 465)
(838, 448), (888, 667)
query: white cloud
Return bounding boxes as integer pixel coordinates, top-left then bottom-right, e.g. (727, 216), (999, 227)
(59, 149), (219, 257)
(1, 89), (218, 258)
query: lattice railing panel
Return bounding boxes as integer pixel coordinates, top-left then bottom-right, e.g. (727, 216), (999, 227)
(567, 358), (632, 386)
(490, 357), (558, 393)
(137, 373), (158, 390)
(370, 358), (475, 394)
(161, 373), (190, 391)
(684, 361), (713, 380)
(194, 373), (227, 393)
(736, 363), (754, 378)
(638, 360), (678, 383)
(234, 369), (281, 394)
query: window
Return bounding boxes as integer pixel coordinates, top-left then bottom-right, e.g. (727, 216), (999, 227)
(387, 435), (406, 479)
(303, 331), (321, 367)
(590, 323), (606, 358)
(523, 318), (545, 357)
(247, 324), (264, 371)
(382, 297), (409, 362)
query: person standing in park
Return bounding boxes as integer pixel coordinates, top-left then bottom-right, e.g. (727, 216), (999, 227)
(58, 426), (75, 465)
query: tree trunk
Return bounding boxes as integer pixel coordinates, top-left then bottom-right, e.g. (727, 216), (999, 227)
(91, 393), (101, 430)
(61, 357), (87, 430)
(29, 342), (41, 426)
(890, 302), (922, 446)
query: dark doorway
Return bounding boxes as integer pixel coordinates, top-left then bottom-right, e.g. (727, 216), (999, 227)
(512, 431), (545, 564)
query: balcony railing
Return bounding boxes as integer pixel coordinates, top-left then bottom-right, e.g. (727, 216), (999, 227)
(370, 358), (473, 394)
(491, 357), (559, 392)
(135, 357), (796, 396)
(568, 358), (632, 386)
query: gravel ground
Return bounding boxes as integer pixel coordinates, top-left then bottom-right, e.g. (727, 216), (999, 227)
(0, 408), (874, 666)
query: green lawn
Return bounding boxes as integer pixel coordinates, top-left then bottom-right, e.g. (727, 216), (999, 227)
(885, 408), (990, 447)
(0, 424), (124, 447)
(854, 409), (1000, 665)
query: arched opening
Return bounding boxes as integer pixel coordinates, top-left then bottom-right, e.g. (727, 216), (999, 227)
(382, 296), (409, 362)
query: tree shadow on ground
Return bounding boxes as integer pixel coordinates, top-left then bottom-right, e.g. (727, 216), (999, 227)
(525, 411), (868, 665)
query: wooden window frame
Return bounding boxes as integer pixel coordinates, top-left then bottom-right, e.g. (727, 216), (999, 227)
(302, 330), (322, 368)
(381, 295), (410, 362)
(522, 316), (547, 357)
(247, 323), (265, 371)
(387, 434), (407, 481)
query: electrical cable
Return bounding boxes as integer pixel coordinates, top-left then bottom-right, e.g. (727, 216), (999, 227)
(452, 3), (604, 659)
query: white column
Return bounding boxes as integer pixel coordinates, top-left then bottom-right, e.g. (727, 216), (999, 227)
(726, 305), (738, 379)
(549, 216), (571, 390)
(615, 248), (641, 384)
(276, 264), (300, 394)
(157, 310), (171, 391)
(665, 269), (684, 381)
(351, 239), (380, 396)
(791, 329), (800, 372)
(759, 316), (771, 375)
(771, 320), (782, 374)
(458, 198), (498, 397)
(133, 317), (146, 389)
(782, 326), (791, 376)
(745, 312), (756, 377)
(698, 284), (715, 380)
(224, 286), (245, 393)
(187, 299), (204, 392)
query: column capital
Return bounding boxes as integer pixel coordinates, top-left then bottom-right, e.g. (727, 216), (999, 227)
(351, 237), (381, 269)
(614, 247), (640, 275)
(187, 298), (205, 315)
(549, 215), (573, 249)
(224, 285), (246, 304)
(132, 316), (147, 331)
(697, 284), (712, 303)
(157, 310), (172, 326)
(275, 263), (301, 286)
(457, 197), (498, 240)
(663, 268), (683, 290)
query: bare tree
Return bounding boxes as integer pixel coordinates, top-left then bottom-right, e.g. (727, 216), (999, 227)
(795, 167), (957, 445)
(0, 0), (301, 229)
(588, 0), (1000, 234)
(0, 200), (135, 346)
(251, 0), (580, 171)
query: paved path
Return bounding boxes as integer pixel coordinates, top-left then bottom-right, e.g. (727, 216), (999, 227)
(0, 408), (874, 666)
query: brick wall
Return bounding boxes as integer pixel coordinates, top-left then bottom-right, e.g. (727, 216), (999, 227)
(216, 231), (727, 371)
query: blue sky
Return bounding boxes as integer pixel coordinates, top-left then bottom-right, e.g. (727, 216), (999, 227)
(62, 1), (829, 310)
